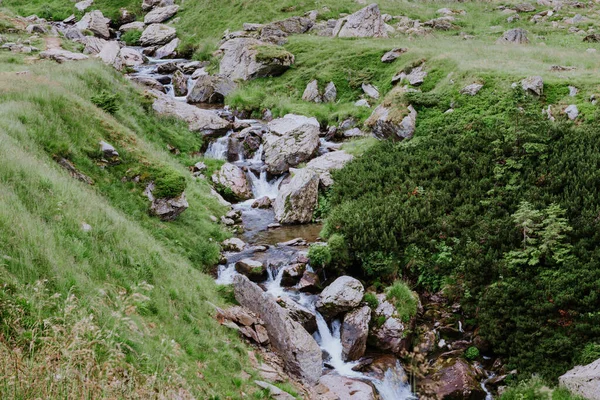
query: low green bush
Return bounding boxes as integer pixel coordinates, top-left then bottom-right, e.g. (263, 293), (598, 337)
(91, 91), (119, 115)
(465, 346), (480, 360)
(153, 170), (187, 199)
(363, 292), (379, 309)
(308, 244), (332, 269)
(121, 30), (142, 46)
(385, 281), (418, 322)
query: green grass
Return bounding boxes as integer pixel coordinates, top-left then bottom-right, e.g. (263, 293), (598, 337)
(500, 377), (586, 400)
(0, 26), (267, 398)
(385, 280), (418, 322)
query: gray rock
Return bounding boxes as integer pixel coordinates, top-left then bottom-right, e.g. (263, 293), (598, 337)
(277, 296), (317, 333)
(142, 0), (174, 11)
(152, 94), (231, 134)
(96, 40), (120, 65)
(341, 306), (371, 361)
(222, 237), (246, 252)
(366, 104), (417, 141)
(264, 116), (320, 175)
(460, 83), (484, 96)
(497, 28), (529, 44)
(119, 21), (146, 32)
(302, 79), (321, 103)
(99, 141), (118, 159)
(81, 36), (108, 55)
(144, 5), (179, 24)
(235, 258), (267, 282)
(521, 75), (543, 96)
(361, 83), (380, 99)
(274, 169), (319, 224)
(140, 23), (177, 46)
(297, 271), (321, 293)
(76, 10), (111, 39)
(304, 151), (354, 188)
(381, 47), (407, 62)
(40, 49), (89, 63)
(187, 74), (236, 103)
(116, 47), (145, 69)
(565, 104), (579, 120)
(370, 316), (405, 353)
(233, 275), (322, 384)
(219, 38), (294, 81)
(319, 375), (376, 400)
(172, 70), (187, 97)
(332, 3), (387, 38)
(75, 0), (94, 12)
(254, 381), (295, 400)
(130, 76), (165, 92)
(559, 358), (600, 400)
(252, 196), (272, 209)
(144, 182), (188, 221)
(322, 81), (337, 103)
(316, 276), (364, 319)
(568, 85), (578, 97)
(211, 163), (253, 201)
(355, 99), (370, 107)
(154, 37), (179, 59)
(392, 65), (427, 86)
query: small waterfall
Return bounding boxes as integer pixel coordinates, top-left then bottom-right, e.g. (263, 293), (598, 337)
(314, 313), (362, 378)
(215, 263), (236, 285)
(372, 361), (418, 400)
(248, 170), (285, 199)
(264, 267), (285, 298)
(205, 132), (231, 159)
(481, 373), (495, 400)
(250, 144), (264, 163)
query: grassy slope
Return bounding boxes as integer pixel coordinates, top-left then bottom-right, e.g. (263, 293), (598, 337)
(0, 24), (260, 398)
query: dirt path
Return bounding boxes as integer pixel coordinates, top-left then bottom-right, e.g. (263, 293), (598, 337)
(44, 37), (62, 50)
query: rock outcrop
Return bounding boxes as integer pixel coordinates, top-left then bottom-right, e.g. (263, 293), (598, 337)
(219, 38), (294, 81)
(366, 104), (417, 141)
(144, 182), (188, 221)
(316, 276), (364, 319)
(341, 306), (371, 361)
(140, 23), (177, 46)
(152, 94), (231, 135)
(332, 4), (387, 38)
(264, 115), (320, 174)
(521, 75), (543, 96)
(187, 75), (236, 103)
(274, 169), (319, 224)
(233, 274), (322, 384)
(211, 163), (253, 201)
(497, 28), (529, 44)
(420, 358), (487, 400)
(559, 358), (600, 400)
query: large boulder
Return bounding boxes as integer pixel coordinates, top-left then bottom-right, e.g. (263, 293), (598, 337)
(263, 116), (320, 175)
(304, 151), (354, 188)
(497, 28), (529, 44)
(144, 5), (179, 24)
(277, 296), (317, 333)
(119, 21), (146, 32)
(332, 4), (387, 38)
(273, 169), (319, 224)
(264, 16), (314, 35)
(187, 75), (236, 103)
(318, 375), (377, 400)
(211, 163), (253, 201)
(366, 104), (417, 141)
(370, 316), (406, 354)
(420, 358), (487, 400)
(154, 37), (179, 59)
(235, 258), (268, 282)
(341, 306), (371, 361)
(521, 75), (543, 96)
(76, 10), (111, 39)
(140, 23), (177, 46)
(142, 0), (174, 11)
(233, 274), (322, 384)
(116, 47), (145, 69)
(559, 358), (600, 400)
(40, 49), (89, 63)
(144, 182), (188, 221)
(152, 94), (230, 135)
(81, 36), (108, 55)
(316, 276), (364, 319)
(172, 70), (187, 96)
(219, 38), (295, 81)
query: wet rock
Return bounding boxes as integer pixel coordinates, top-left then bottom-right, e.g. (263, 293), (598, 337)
(362, 83), (380, 99)
(76, 10), (111, 39)
(559, 358), (600, 400)
(304, 151), (354, 188)
(341, 306), (371, 361)
(187, 74), (236, 104)
(233, 275), (322, 384)
(252, 196), (272, 209)
(366, 104), (417, 141)
(235, 258), (268, 282)
(144, 5), (179, 24)
(172, 70), (187, 97)
(116, 47), (145, 69)
(211, 162), (253, 201)
(140, 23), (177, 46)
(521, 75), (544, 96)
(370, 316), (406, 354)
(152, 94), (231, 134)
(274, 169), (319, 224)
(264, 116), (320, 175)
(381, 47), (407, 62)
(461, 83), (483, 96)
(302, 79), (321, 103)
(228, 125), (265, 160)
(144, 182), (188, 221)
(421, 358), (487, 400)
(319, 374), (377, 400)
(130, 76), (165, 92)
(316, 276), (364, 319)
(281, 263), (306, 286)
(222, 237), (246, 252)
(497, 28), (529, 44)
(40, 49), (89, 63)
(297, 271), (321, 293)
(219, 38), (294, 81)
(332, 3), (387, 38)
(154, 37), (179, 59)
(254, 381), (295, 400)
(565, 104), (579, 120)
(277, 296), (317, 333)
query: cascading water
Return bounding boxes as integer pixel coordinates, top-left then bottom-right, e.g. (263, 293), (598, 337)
(372, 361), (418, 400)
(205, 131), (231, 159)
(314, 313), (362, 377)
(248, 169), (285, 199)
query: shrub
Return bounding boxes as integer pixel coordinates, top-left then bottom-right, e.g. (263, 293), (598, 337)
(91, 91), (119, 115)
(308, 244), (331, 269)
(465, 346), (480, 360)
(153, 170), (186, 199)
(385, 281), (418, 322)
(357, 251), (398, 278)
(363, 292), (379, 309)
(121, 30), (142, 46)
(327, 233), (349, 268)
(575, 343), (600, 366)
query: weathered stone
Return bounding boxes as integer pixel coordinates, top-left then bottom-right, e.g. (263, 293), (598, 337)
(302, 79), (321, 103)
(211, 163), (253, 201)
(252, 196), (272, 209)
(322, 81), (337, 103)
(130, 76), (165, 92)
(559, 358), (600, 400)
(281, 263), (306, 286)
(497, 28), (529, 44)
(341, 306), (371, 361)
(99, 141), (119, 160)
(144, 5), (179, 24)
(297, 271), (321, 293)
(319, 375), (376, 400)
(116, 47), (145, 69)
(144, 182), (188, 221)
(187, 74), (236, 103)
(154, 37), (179, 59)
(316, 276), (364, 319)
(521, 75), (543, 96)
(235, 258), (268, 282)
(264, 16), (314, 35)
(219, 38), (294, 81)
(264, 116), (320, 175)
(40, 49), (89, 63)
(142, 0), (174, 11)
(140, 23), (177, 46)
(274, 169), (319, 224)
(332, 3), (387, 38)
(370, 317), (405, 353)
(96, 40), (120, 65)
(420, 358), (487, 400)
(381, 47), (407, 62)
(254, 381), (295, 400)
(222, 237), (246, 252)
(362, 83), (380, 99)
(565, 104), (579, 120)
(366, 104), (417, 141)
(277, 296), (317, 333)
(120, 21), (146, 32)
(461, 83), (484, 96)
(424, 16), (458, 30)
(81, 36), (108, 55)
(233, 275), (322, 384)
(75, 0), (94, 13)
(172, 70), (187, 97)
(392, 65), (427, 85)
(304, 151), (354, 188)
(152, 94), (231, 134)
(76, 10), (111, 39)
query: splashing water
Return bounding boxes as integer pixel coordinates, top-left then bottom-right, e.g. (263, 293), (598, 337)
(215, 263), (236, 285)
(250, 144), (264, 163)
(314, 313), (362, 378)
(372, 361), (418, 400)
(248, 170), (285, 199)
(205, 132), (231, 159)
(264, 267), (285, 298)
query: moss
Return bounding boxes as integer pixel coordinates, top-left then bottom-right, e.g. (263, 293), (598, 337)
(121, 30), (142, 46)
(386, 281), (419, 322)
(363, 292), (379, 309)
(253, 44), (294, 63)
(153, 170), (187, 199)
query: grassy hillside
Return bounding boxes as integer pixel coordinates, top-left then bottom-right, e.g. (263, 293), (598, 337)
(0, 23), (262, 398)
